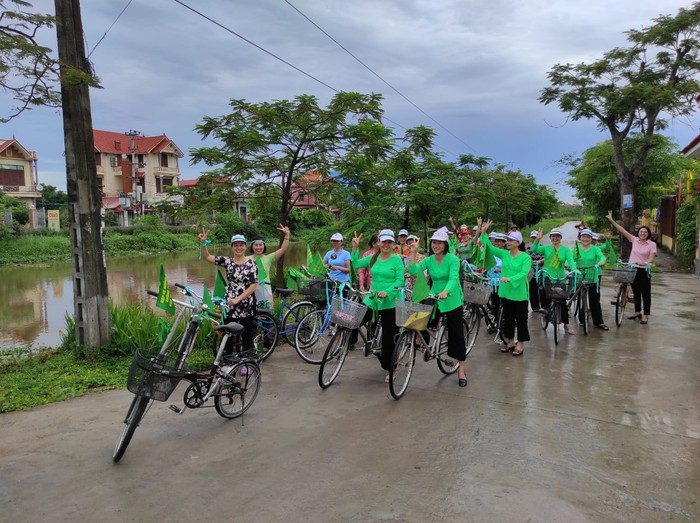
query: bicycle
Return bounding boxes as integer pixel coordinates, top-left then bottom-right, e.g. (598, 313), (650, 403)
(612, 262), (641, 327)
(461, 267), (503, 351)
(539, 270), (574, 346)
(293, 275), (347, 364)
(254, 281), (315, 356)
(568, 266), (601, 336)
(113, 284), (262, 463)
(389, 295), (467, 400)
(318, 290), (382, 389)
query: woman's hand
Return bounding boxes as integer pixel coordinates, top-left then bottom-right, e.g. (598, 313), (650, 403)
(409, 238), (419, 252)
(606, 210), (614, 221)
(500, 277), (510, 283)
(480, 218), (492, 234)
(437, 290), (448, 300)
(535, 228), (543, 241)
(377, 291), (388, 299)
(227, 297), (238, 306)
(277, 224), (290, 237)
(198, 227), (208, 242)
(351, 231), (362, 250)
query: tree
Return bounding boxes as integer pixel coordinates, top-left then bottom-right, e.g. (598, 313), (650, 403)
(539, 2), (700, 255)
(39, 184), (68, 207)
(0, 0), (97, 122)
(564, 135), (684, 229)
(190, 92), (401, 285)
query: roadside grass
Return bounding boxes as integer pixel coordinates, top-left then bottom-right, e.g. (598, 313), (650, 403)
(0, 302), (218, 414)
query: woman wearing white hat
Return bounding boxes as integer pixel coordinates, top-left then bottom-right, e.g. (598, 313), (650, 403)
(574, 228), (608, 330)
(407, 226), (468, 387)
(351, 229), (405, 381)
(532, 227), (577, 335)
(479, 219), (532, 356)
(323, 232), (351, 283)
(198, 228), (258, 353)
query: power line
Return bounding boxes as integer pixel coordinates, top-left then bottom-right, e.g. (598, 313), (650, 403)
(88, 0), (134, 59)
(282, 0), (480, 155)
(171, 0), (425, 146)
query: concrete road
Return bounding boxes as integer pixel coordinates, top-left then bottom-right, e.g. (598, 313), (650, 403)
(2, 267), (699, 521)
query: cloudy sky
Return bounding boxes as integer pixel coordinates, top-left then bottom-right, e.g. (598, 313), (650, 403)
(4, 0), (699, 201)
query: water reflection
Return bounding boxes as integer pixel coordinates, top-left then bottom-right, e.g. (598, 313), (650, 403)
(0, 242), (307, 349)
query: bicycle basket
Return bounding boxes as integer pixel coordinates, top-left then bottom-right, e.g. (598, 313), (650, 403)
(612, 267), (636, 284)
(462, 281), (491, 305)
(544, 280), (570, 300)
(299, 278), (326, 303)
(330, 295), (367, 329)
(127, 350), (187, 402)
(395, 300), (433, 331)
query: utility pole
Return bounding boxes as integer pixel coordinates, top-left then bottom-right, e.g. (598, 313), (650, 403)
(54, 0), (112, 350)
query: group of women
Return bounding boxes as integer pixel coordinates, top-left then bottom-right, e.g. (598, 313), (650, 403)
(195, 210), (657, 389)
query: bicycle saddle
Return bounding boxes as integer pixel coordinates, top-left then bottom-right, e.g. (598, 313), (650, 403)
(214, 322), (245, 335)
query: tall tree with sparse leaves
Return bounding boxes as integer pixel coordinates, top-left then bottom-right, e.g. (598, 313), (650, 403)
(540, 2), (700, 255)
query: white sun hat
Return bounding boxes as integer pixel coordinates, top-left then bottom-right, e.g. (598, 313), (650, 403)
(330, 232), (343, 241)
(378, 229), (395, 242)
(429, 226), (449, 242)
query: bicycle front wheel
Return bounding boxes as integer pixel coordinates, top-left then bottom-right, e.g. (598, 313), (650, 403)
(435, 324), (460, 375)
(464, 305), (480, 357)
(615, 285), (626, 327)
(294, 309), (333, 364)
(113, 395), (151, 463)
(389, 331), (416, 399)
(318, 329), (350, 389)
(281, 301), (315, 347)
(553, 303), (560, 346)
(253, 311), (279, 361)
(215, 361), (261, 419)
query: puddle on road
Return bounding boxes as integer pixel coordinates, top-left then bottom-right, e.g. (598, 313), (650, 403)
(674, 311), (697, 320)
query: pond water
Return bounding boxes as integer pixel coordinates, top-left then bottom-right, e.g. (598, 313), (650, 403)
(0, 242), (309, 349)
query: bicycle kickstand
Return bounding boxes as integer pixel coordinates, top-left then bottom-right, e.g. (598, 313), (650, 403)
(169, 404), (188, 415)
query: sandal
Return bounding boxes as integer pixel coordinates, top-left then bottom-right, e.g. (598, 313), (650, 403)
(500, 344), (515, 353)
(565, 325), (576, 335)
(384, 373), (390, 383)
(512, 346), (524, 356)
(595, 324), (609, 331)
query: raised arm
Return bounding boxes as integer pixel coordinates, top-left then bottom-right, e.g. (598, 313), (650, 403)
(605, 211), (633, 242)
(273, 225), (291, 261)
(198, 228), (215, 264)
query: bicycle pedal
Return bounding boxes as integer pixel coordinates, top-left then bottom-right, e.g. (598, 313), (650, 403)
(169, 404), (183, 414)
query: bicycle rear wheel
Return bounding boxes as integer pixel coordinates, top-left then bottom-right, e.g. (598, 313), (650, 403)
(435, 324), (460, 375)
(253, 311), (279, 361)
(615, 285), (626, 327)
(294, 309), (333, 364)
(281, 301), (315, 347)
(580, 290), (589, 335)
(318, 329), (350, 389)
(464, 305), (480, 357)
(113, 395), (151, 463)
(389, 331), (416, 399)
(215, 361), (261, 419)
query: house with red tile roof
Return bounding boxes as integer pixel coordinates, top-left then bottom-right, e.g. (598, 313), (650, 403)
(93, 130), (184, 218)
(0, 137), (41, 227)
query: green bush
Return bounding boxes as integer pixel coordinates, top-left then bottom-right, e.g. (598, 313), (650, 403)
(677, 196), (698, 266)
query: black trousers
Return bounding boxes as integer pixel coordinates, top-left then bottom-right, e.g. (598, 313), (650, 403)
(224, 315), (254, 354)
(424, 305), (467, 361)
(351, 307), (397, 371)
(541, 295), (570, 324)
(501, 298), (530, 342)
(578, 280), (604, 326)
(529, 276), (544, 311)
(632, 268), (652, 315)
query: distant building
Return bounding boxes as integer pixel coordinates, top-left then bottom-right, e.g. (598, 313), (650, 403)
(94, 130), (184, 222)
(681, 134), (700, 276)
(0, 137), (41, 228)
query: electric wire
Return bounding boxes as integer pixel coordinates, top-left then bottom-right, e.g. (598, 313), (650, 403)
(88, 0), (134, 59)
(282, 0), (480, 155)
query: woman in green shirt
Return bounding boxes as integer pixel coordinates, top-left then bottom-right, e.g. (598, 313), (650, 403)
(532, 227), (577, 335)
(407, 227), (468, 387)
(250, 224), (290, 308)
(574, 228), (608, 330)
(351, 229), (405, 382)
(479, 219), (532, 356)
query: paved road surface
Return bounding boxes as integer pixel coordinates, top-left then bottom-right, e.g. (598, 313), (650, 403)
(2, 225), (699, 522)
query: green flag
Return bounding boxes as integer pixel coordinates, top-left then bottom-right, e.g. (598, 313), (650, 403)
(255, 256), (268, 282)
(306, 244), (314, 269)
(411, 270), (430, 303)
(310, 251), (326, 278)
(214, 270), (227, 299)
(203, 284), (214, 311)
(156, 263), (175, 314)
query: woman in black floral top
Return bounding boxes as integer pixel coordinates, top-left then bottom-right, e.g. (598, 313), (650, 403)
(198, 229), (258, 352)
